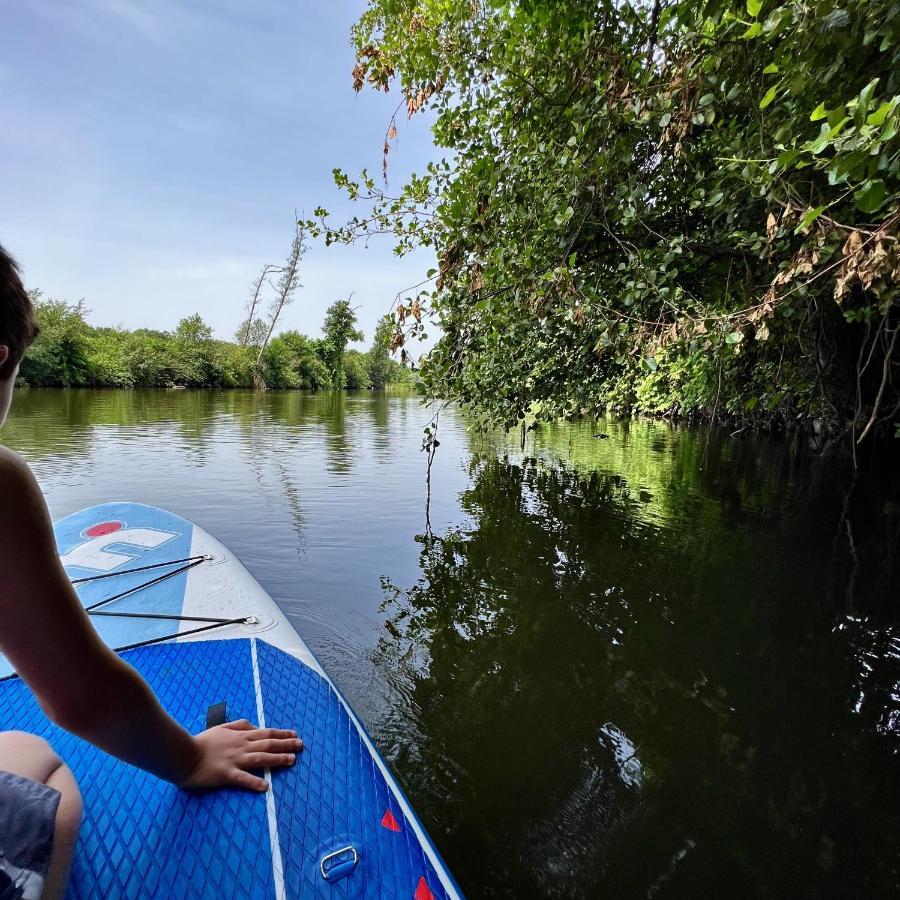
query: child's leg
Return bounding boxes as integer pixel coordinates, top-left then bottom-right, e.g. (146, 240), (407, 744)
(0, 731), (82, 900)
(42, 762), (82, 900)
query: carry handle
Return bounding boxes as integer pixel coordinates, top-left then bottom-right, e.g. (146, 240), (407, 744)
(320, 845), (359, 882)
(206, 701), (227, 729)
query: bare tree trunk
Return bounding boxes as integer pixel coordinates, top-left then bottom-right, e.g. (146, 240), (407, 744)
(241, 264), (281, 346)
(256, 222), (307, 368)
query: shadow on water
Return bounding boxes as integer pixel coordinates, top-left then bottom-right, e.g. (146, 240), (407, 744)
(375, 426), (900, 898)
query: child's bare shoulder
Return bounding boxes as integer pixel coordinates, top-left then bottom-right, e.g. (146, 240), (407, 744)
(0, 447), (51, 564)
(0, 446), (41, 506)
(0, 444), (30, 476)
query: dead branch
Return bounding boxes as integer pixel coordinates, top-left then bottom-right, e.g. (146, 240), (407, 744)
(856, 320), (899, 445)
(241, 263), (282, 346)
(256, 221), (307, 367)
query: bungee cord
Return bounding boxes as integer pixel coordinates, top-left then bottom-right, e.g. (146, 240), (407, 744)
(0, 555), (254, 682)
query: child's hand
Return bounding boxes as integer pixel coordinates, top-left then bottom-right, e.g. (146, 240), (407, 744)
(180, 719), (302, 791)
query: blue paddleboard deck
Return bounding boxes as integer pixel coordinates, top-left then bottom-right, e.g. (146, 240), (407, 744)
(0, 639), (453, 899)
(0, 502), (461, 899)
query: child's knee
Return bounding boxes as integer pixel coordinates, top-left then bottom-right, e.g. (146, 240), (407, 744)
(0, 730), (62, 782)
(48, 764), (83, 836)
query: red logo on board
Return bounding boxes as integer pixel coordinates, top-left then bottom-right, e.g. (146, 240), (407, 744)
(381, 809), (401, 832)
(84, 521), (124, 538)
(414, 877), (434, 900)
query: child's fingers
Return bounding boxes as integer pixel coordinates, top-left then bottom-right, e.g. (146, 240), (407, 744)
(245, 751), (296, 769)
(222, 719), (255, 731)
(230, 768), (268, 792)
(246, 737), (302, 754)
(248, 727), (297, 740)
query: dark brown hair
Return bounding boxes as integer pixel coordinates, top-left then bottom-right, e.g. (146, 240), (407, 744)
(0, 244), (39, 379)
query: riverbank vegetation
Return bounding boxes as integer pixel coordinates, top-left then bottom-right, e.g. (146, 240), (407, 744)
(310, 0), (899, 447)
(19, 293), (409, 391)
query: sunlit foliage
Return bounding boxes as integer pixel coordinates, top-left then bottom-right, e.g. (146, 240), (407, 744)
(311, 0), (899, 443)
(19, 295), (409, 391)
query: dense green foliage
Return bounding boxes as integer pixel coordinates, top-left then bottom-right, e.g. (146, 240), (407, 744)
(320, 298), (366, 387)
(19, 292), (409, 391)
(366, 314), (400, 389)
(311, 0), (899, 443)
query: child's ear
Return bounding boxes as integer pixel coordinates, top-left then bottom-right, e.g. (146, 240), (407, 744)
(0, 346), (8, 368)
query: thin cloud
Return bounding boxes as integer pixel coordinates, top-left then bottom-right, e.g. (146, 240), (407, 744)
(28, 0), (167, 46)
(87, 0), (164, 42)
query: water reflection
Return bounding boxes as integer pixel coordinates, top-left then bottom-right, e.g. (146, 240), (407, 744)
(3, 389), (898, 897)
(377, 448), (900, 897)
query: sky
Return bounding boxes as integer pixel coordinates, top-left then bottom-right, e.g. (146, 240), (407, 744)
(0, 0), (438, 349)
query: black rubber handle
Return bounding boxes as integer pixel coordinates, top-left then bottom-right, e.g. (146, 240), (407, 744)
(206, 701), (227, 729)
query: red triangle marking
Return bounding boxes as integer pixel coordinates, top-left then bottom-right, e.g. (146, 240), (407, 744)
(381, 809), (401, 832)
(414, 876), (434, 900)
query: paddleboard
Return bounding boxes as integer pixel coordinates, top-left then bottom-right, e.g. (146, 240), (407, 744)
(0, 502), (462, 899)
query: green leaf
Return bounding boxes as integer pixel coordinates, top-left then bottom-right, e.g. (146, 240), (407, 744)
(867, 101), (893, 127)
(725, 331), (744, 345)
(746, 0), (763, 15)
(854, 179), (888, 215)
(810, 102), (827, 121)
(759, 84), (778, 109)
(742, 22), (762, 39)
(763, 62), (779, 74)
(795, 204), (828, 233)
(777, 148), (801, 168)
(659, 112), (671, 127)
(808, 124), (831, 154)
(857, 78), (879, 116)
(426, 268), (437, 278)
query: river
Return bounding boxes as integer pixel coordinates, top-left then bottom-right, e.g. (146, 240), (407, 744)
(3, 388), (898, 898)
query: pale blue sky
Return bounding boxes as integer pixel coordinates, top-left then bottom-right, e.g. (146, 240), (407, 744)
(0, 0), (437, 347)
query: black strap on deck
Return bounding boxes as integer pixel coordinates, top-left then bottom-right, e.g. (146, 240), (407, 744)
(206, 702), (228, 729)
(0, 555), (253, 682)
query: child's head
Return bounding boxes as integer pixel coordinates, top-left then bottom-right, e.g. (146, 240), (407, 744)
(0, 244), (39, 425)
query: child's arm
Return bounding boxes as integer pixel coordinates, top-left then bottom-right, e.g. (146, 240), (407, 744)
(0, 447), (301, 790)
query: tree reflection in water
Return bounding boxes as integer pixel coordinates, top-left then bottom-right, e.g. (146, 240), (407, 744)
(376, 452), (899, 898)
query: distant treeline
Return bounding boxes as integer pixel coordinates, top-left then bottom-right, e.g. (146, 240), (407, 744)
(19, 292), (410, 391)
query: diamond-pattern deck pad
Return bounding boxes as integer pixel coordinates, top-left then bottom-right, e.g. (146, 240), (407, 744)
(0, 639), (274, 899)
(256, 640), (453, 900)
(0, 638), (459, 899)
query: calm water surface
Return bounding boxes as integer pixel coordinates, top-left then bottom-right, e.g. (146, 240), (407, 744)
(4, 388), (899, 898)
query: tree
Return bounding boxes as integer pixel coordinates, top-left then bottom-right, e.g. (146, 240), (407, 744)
(256, 222), (307, 367)
(269, 330), (331, 389)
(19, 292), (91, 387)
(309, 0), (900, 445)
(175, 314), (213, 345)
(238, 264), (282, 347)
(234, 317), (269, 348)
(319, 298), (364, 388)
(366, 313), (396, 389)
(344, 349), (372, 389)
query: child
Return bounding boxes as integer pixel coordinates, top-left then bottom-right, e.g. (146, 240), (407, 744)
(0, 244), (302, 899)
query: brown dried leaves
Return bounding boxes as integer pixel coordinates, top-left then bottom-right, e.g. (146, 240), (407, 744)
(352, 63), (365, 93)
(834, 226), (898, 304)
(407, 79), (442, 117)
(353, 45), (393, 93)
